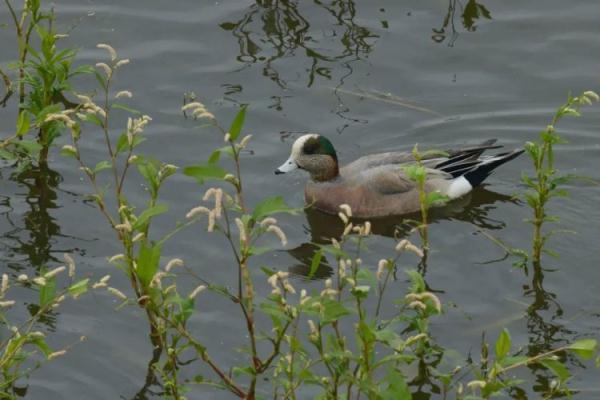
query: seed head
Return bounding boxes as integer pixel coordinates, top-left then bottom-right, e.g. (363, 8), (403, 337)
(239, 134), (252, 148)
(95, 62), (112, 77)
(165, 258), (184, 272)
(186, 206), (210, 219)
(1, 274), (8, 297)
(235, 218), (247, 243)
(108, 254), (125, 264)
(467, 380), (487, 390)
(0, 300), (15, 308)
(115, 59), (130, 68)
(188, 285), (207, 299)
(33, 277), (47, 286)
(96, 43), (117, 60)
(339, 204), (352, 217)
(376, 259), (388, 281)
(115, 90), (133, 99)
(266, 225), (288, 247)
(107, 287), (128, 301)
(48, 350), (67, 360)
(44, 266), (66, 279)
(207, 210), (216, 232)
(362, 221), (371, 235)
(64, 253), (76, 277)
(260, 217), (277, 227)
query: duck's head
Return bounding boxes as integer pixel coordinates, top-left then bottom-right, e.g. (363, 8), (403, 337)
(275, 134), (339, 182)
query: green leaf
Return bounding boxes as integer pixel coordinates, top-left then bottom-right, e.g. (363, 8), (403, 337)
(93, 160), (112, 174)
(307, 249), (323, 279)
(406, 270), (425, 293)
(94, 70), (107, 89)
(320, 298), (351, 325)
(68, 279), (89, 299)
(70, 64), (95, 76)
(539, 358), (570, 383)
(374, 329), (405, 351)
(495, 328), (511, 361)
(259, 301), (290, 322)
(426, 191), (448, 206)
(60, 146), (77, 158)
(232, 365), (255, 377)
(351, 285), (370, 299)
(116, 133), (145, 154)
(404, 164), (426, 183)
(356, 268), (377, 288)
(31, 337), (52, 357)
(133, 204), (169, 231)
(228, 104), (247, 141)
(499, 355), (529, 368)
(15, 140), (43, 155)
(16, 111), (31, 137)
(39, 276), (57, 308)
(184, 164), (228, 184)
(137, 243), (161, 288)
(380, 369), (412, 400)
(176, 297), (195, 325)
(208, 146), (235, 164)
(247, 246), (271, 256)
(137, 158), (160, 195)
(82, 113), (104, 127)
(252, 196), (297, 221)
(568, 338), (597, 360)
(111, 102), (142, 115)
(0, 148), (17, 160)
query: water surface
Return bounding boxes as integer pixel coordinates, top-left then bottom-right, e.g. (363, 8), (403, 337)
(1, 0), (599, 398)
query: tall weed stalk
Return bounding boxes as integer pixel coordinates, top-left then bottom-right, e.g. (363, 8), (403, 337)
(522, 91), (599, 264)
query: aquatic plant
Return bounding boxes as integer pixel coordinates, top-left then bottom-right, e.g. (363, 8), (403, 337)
(0, 5), (597, 397)
(0, 255), (93, 399)
(1, 1), (91, 167)
(522, 91), (599, 264)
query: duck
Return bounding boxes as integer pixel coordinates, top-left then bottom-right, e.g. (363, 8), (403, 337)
(274, 134), (524, 218)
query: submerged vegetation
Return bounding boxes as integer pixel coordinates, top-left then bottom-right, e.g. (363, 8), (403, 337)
(0, 1), (599, 399)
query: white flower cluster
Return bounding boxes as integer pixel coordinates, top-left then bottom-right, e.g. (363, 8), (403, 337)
(405, 291), (442, 313)
(181, 101), (215, 120)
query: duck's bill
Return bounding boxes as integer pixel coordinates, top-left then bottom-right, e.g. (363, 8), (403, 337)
(275, 157), (298, 174)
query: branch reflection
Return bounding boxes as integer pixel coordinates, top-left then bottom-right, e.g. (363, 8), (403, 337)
(432, 0), (492, 47)
(220, 0), (377, 88)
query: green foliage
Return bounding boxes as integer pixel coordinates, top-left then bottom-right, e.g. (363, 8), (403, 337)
(0, 257), (93, 399)
(1, 11), (597, 398)
(521, 91), (599, 263)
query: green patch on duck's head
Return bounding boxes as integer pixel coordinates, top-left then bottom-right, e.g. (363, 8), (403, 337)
(302, 135), (337, 161)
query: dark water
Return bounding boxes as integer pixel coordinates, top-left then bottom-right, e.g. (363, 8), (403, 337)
(1, 0), (600, 398)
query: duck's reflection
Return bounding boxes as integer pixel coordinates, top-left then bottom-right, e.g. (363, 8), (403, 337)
(287, 186), (518, 278)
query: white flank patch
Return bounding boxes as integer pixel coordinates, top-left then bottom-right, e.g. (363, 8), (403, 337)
(446, 176), (473, 199)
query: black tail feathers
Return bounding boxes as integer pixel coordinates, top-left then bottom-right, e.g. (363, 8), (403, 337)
(462, 149), (525, 187)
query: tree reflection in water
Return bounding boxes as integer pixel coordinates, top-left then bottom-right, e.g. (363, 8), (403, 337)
(432, 0), (492, 47)
(220, 0), (378, 88)
(0, 165), (83, 329)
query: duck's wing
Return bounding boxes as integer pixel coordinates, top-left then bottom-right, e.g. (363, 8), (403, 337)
(344, 151), (414, 171)
(354, 164), (452, 195)
(342, 139), (502, 175)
